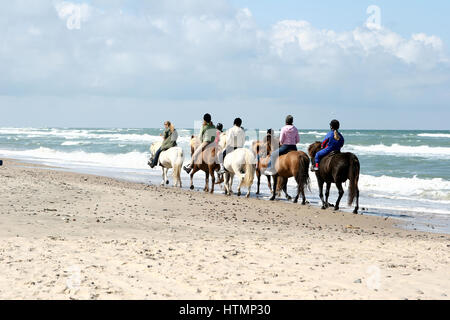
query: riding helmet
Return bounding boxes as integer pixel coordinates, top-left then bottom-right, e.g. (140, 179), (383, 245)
(330, 119), (340, 130)
(216, 123), (223, 131)
(203, 113), (212, 123)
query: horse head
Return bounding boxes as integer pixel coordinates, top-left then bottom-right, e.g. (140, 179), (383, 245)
(190, 135), (199, 156)
(308, 141), (322, 159)
(252, 141), (269, 158)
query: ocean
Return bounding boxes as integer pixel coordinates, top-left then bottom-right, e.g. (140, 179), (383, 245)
(1, 127), (449, 233)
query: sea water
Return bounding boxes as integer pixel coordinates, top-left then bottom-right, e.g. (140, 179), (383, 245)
(0, 128), (449, 233)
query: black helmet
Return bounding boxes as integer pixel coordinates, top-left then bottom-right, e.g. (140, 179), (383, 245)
(330, 119), (340, 130)
(216, 123), (223, 131)
(203, 113), (212, 123)
(267, 128), (273, 135)
(233, 118), (242, 127)
(286, 115), (294, 125)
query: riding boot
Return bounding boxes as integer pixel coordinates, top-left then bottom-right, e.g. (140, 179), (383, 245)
(183, 163), (192, 174)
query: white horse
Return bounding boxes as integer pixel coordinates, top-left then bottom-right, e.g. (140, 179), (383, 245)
(223, 148), (257, 198)
(149, 141), (184, 187)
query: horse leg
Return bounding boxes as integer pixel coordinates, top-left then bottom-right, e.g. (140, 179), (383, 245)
(204, 171), (209, 192)
(334, 182), (345, 211)
(282, 178), (292, 201)
(270, 175), (278, 201)
(209, 166), (215, 194)
(160, 168), (166, 186)
(190, 167), (199, 190)
(165, 168), (169, 185)
(267, 175), (273, 193)
(353, 187), (360, 214)
(224, 172), (230, 195)
(235, 167), (244, 197)
(256, 169), (261, 195)
(325, 183), (333, 208)
(317, 179), (326, 209)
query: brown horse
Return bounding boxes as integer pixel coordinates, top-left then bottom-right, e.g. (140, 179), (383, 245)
(189, 136), (220, 193)
(308, 142), (360, 214)
(264, 150), (310, 204)
(252, 140), (292, 198)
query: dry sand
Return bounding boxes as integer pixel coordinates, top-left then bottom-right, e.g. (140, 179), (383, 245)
(0, 159), (448, 300)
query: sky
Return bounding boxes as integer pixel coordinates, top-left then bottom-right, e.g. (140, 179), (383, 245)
(0, 0), (449, 129)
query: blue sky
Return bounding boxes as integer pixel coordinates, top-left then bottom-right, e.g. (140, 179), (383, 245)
(0, 0), (449, 129)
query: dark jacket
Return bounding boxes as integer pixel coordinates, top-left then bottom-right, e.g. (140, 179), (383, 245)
(161, 128), (178, 151)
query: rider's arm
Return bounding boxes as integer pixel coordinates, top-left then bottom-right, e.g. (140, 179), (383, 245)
(279, 127), (286, 145)
(321, 131), (332, 148)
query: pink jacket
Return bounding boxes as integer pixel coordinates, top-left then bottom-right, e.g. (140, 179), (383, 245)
(280, 125), (300, 145)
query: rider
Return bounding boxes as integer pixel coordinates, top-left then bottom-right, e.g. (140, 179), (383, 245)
(149, 121), (178, 168)
(215, 123), (224, 145)
(313, 119), (344, 171)
(264, 115), (300, 176)
(264, 128), (279, 156)
(218, 118), (245, 174)
(183, 113), (216, 174)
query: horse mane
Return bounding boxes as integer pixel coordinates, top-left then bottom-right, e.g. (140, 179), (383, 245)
(308, 141), (322, 158)
(150, 140), (163, 154)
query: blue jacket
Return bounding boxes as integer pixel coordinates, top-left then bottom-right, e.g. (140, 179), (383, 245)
(322, 130), (344, 151)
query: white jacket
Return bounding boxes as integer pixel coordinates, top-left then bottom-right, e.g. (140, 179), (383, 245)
(226, 125), (245, 148)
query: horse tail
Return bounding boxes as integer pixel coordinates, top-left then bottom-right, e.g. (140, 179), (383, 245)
(243, 150), (256, 187)
(297, 152), (311, 191)
(348, 154), (360, 206)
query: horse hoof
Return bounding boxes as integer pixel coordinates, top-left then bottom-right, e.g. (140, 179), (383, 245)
(246, 194), (250, 198)
(287, 197), (292, 201)
(321, 206), (326, 210)
(166, 180), (169, 185)
(237, 192), (241, 196)
(269, 197), (275, 201)
(190, 185), (194, 190)
(334, 207), (339, 211)
(353, 210), (358, 214)
(293, 199), (298, 204)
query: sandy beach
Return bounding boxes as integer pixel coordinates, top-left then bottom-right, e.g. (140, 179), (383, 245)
(0, 158), (448, 300)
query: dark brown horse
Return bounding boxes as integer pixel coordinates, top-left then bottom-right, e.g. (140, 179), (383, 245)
(308, 142), (360, 214)
(264, 151), (310, 204)
(189, 136), (220, 193)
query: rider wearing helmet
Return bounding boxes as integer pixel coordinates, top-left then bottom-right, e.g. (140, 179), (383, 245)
(215, 123), (223, 145)
(184, 113), (216, 173)
(313, 120), (344, 171)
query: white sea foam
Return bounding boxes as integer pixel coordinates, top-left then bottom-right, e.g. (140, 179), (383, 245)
(61, 141), (84, 146)
(345, 143), (450, 158)
(417, 133), (450, 138)
(358, 174), (450, 202)
(0, 147), (151, 170)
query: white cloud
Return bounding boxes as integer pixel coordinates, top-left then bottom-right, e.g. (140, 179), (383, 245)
(0, 0), (448, 116)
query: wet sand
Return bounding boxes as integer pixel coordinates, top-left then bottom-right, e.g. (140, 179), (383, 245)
(0, 159), (448, 299)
